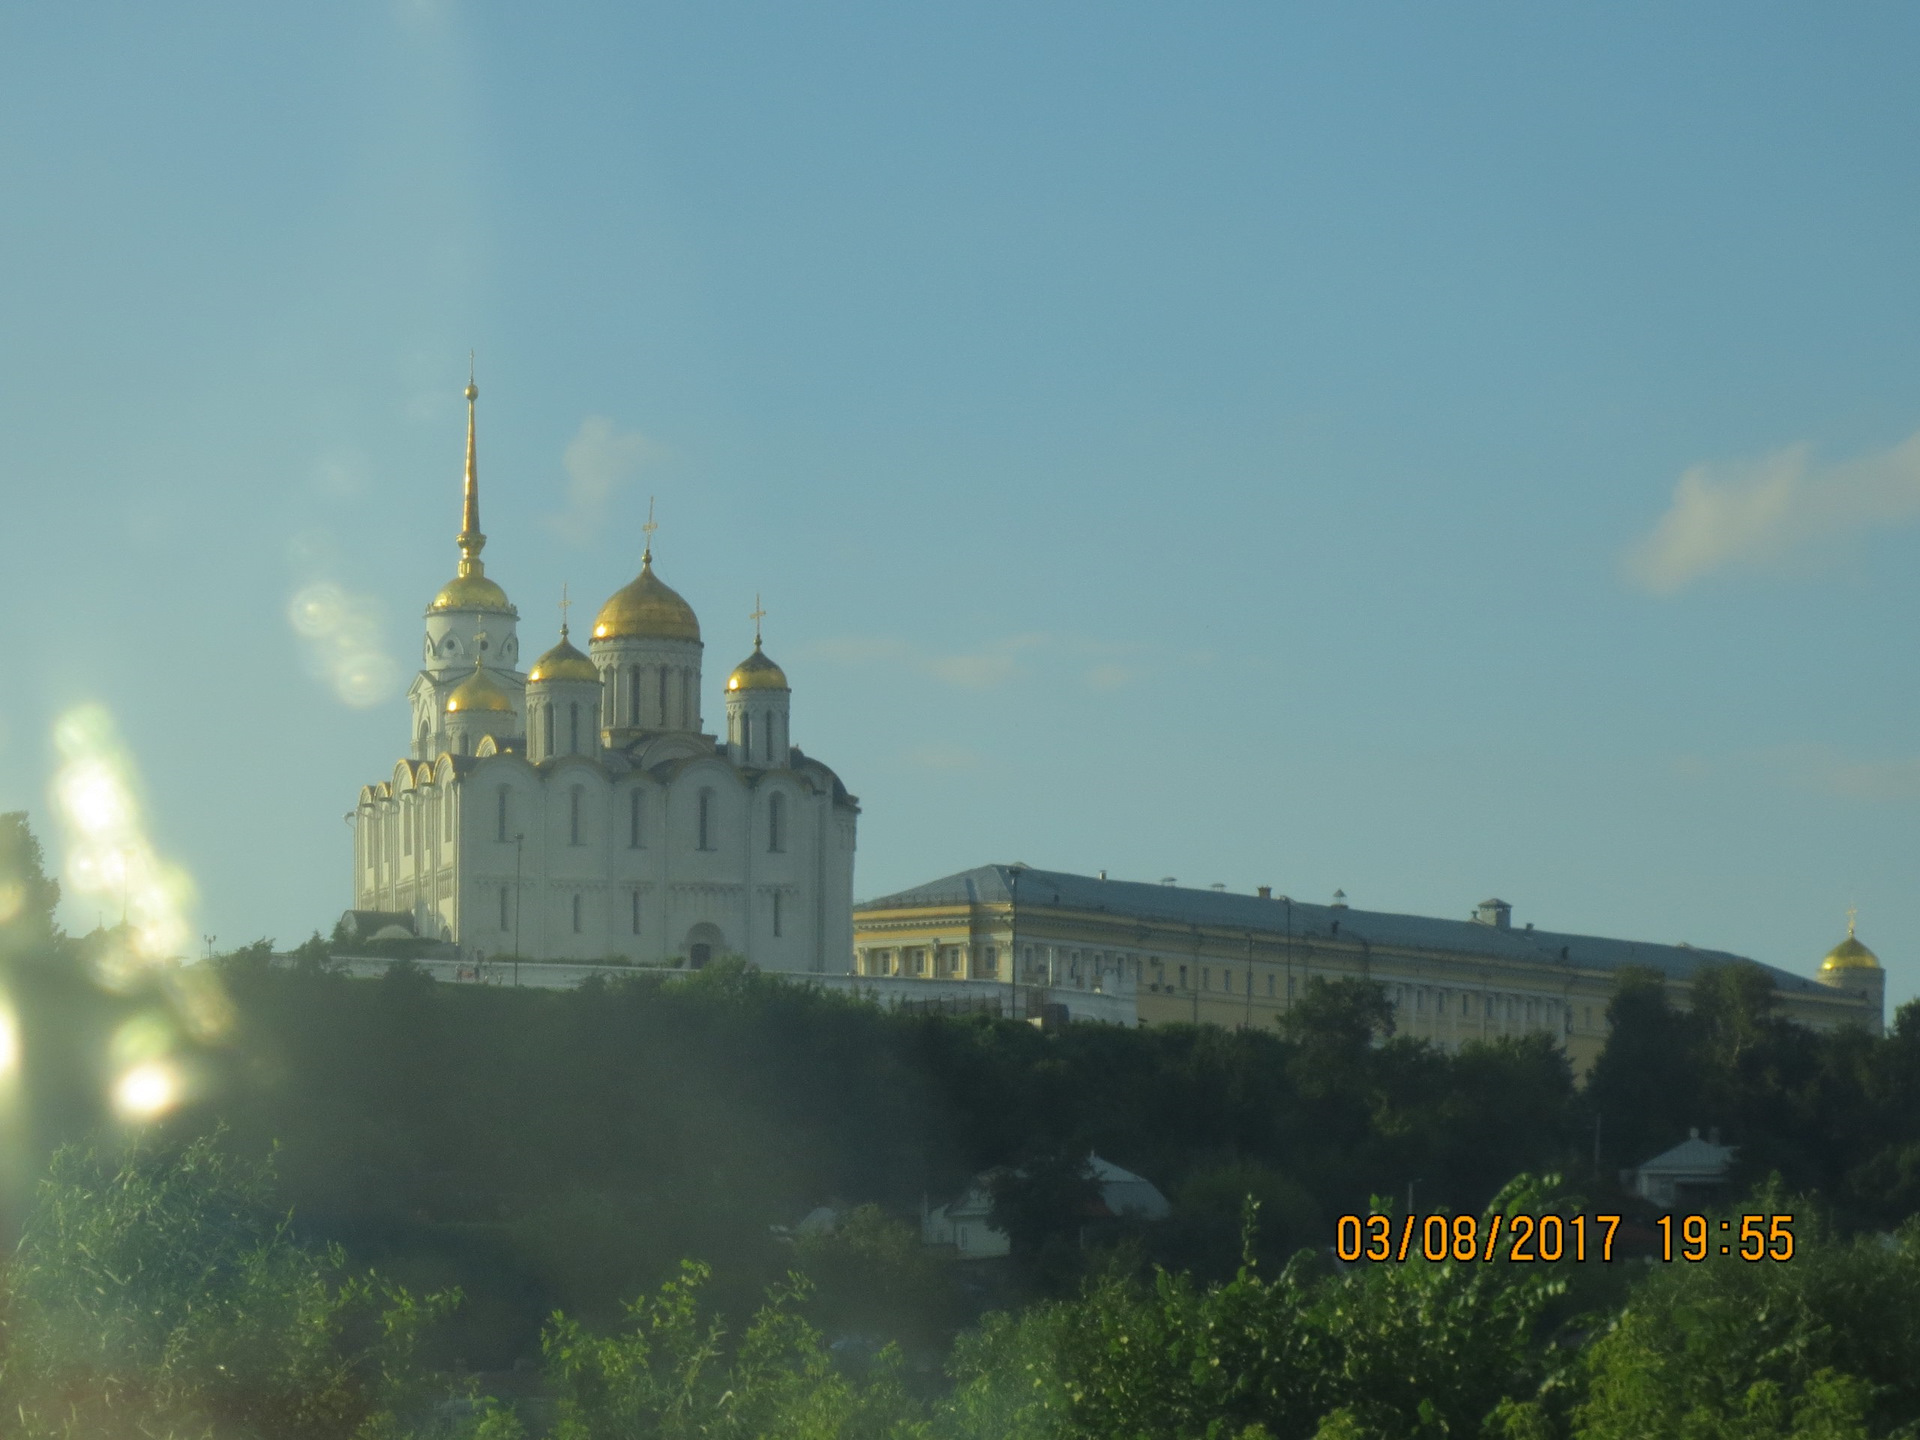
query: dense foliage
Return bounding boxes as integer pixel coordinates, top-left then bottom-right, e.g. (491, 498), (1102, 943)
(9, 810), (1920, 1434)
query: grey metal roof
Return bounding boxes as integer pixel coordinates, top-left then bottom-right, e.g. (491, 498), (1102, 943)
(855, 864), (1829, 995)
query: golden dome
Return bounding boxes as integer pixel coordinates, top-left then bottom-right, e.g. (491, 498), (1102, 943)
(727, 641), (788, 691)
(446, 661), (515, 714)
(528, 626), (599, 684)
(429, 569), (513, 614)
(1821, 922), (1881, 973)
(591, 556), (700, 643)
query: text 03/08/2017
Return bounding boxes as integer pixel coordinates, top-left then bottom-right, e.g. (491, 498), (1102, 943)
(1334, 1213), (1798, 1264)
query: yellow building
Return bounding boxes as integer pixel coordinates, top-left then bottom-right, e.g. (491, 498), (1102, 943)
(852, 866), (1882, 1075)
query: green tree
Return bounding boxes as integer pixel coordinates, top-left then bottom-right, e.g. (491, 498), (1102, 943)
(0, 811), (61, 955)
(987, 1151), (1103, 1258)
(0, 1133), (456, 1440)
(1575, 1206), (1920, 1439)
(541, 1260), (926, 1440)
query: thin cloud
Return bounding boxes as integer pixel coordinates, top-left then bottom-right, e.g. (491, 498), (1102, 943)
(903, 744), (983, 771)
(1627, 430), (1920, 594)
(1681, 743), (1920, 804)
(546, 416), (657, 547)
(808, 634), (1049, 690)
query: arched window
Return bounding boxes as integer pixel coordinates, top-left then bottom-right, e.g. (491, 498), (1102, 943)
(571, 893), (582, 933)
(697, 788), (715, 851)
(569, 786), (583, 846)
(765, 712), (774, 763)
(741, 712), (751, 754)
(496, 787), (509, 842)
(681, 670), (692, 728)
(630, 665), (642, 725)
(657, 669), (668, 726)
(768, 792), (785, 853)
(543, 704), (555, 758)
(569, 702), (580, 754)
(629, 789), (643, 848)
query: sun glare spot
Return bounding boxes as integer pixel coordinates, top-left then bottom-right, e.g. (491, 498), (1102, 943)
(113, 1061), (178, 1121)
(0, 1006), (17, 1078)
(49, 704), (203, 971)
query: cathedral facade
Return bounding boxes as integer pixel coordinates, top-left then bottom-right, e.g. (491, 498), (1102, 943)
(351, 378), (859, 970)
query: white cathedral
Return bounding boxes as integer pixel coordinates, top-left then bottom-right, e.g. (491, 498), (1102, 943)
(350, 377), (860, 971)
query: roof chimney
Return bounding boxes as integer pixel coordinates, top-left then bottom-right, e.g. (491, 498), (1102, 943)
(1473, 898), (1512, 929)
(1331, 889), (1348, 910)
(1257, 885), (1272, 900)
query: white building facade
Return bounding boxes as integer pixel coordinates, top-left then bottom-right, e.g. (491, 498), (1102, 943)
(352, 378), (859, 971)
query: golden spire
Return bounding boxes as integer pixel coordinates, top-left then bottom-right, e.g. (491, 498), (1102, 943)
(641, 495), (658, 565)
(1847, 903), (1858, 939)
(750, 592), (766, 649)
(559, 582), (572, 640)
(456, 354), (486, 578)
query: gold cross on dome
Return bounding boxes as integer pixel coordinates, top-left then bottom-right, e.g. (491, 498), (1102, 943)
(559, 583), (572, 634)
(1848, 903), (1858, 938)
(750, 593), (766, 646)
(642, 496), (658, 560)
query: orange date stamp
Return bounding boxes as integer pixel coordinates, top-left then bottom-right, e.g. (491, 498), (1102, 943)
(1335, 1212), (1796, 1263)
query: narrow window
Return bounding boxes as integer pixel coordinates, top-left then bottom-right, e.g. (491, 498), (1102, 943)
(496, 787), (509, 842)
(500, 885), (510, 930)
(768, 792), (785, 853)
(1179, 964), (1189, 990)
(1287, 976), (1296, 999)
(742, 712), (752, 755)
(629, 790), (643, 848)
(765, 712), (774, 763)
(544, 704), (555, 757)
(697, 788), (715, 850)
(631, 889), (641, 934)
(404, 803), (413, 855)
(570, 786), (583, 846)
(630, 666), (641, 725)
(772, 890), (783, 937)
(569, 702), (580, 754)
(572, 893), (582, 933)
(658, 668), (668, 725)
(682, 670), (692, 728)
(1266, 973), (1275, 996)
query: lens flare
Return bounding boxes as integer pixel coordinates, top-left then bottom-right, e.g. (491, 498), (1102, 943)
(0, 1003), (17, 1078)
(50, 705), (204, 982)
(113, 1061), (179, 1121)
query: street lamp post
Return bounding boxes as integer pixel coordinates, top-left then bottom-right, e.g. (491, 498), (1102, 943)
(513, 833), (524, 987)
(1006, 864), (1019, 1022)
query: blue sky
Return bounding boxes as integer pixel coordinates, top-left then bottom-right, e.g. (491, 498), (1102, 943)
(3, 3), (1919, 1006)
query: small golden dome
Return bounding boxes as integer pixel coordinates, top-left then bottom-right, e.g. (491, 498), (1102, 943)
(446, 661), (515, 714)
(429, 570), (513, 614)
(528, 626), (599, 684)
(591, 556), (700, 643)
(1821, 924), (1881, 973)
(727, 641), (788, 692)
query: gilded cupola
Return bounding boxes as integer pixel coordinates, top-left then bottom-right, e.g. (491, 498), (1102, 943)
(446, 658), (515, 713)
(592, 556), (700, 642)
(727, 640), (788, 692)
(1821, 916), (1882, 974)
(529, 625), (599, 684)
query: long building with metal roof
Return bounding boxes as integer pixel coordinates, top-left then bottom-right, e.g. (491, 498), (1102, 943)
(852, 864), (1883, 1074)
